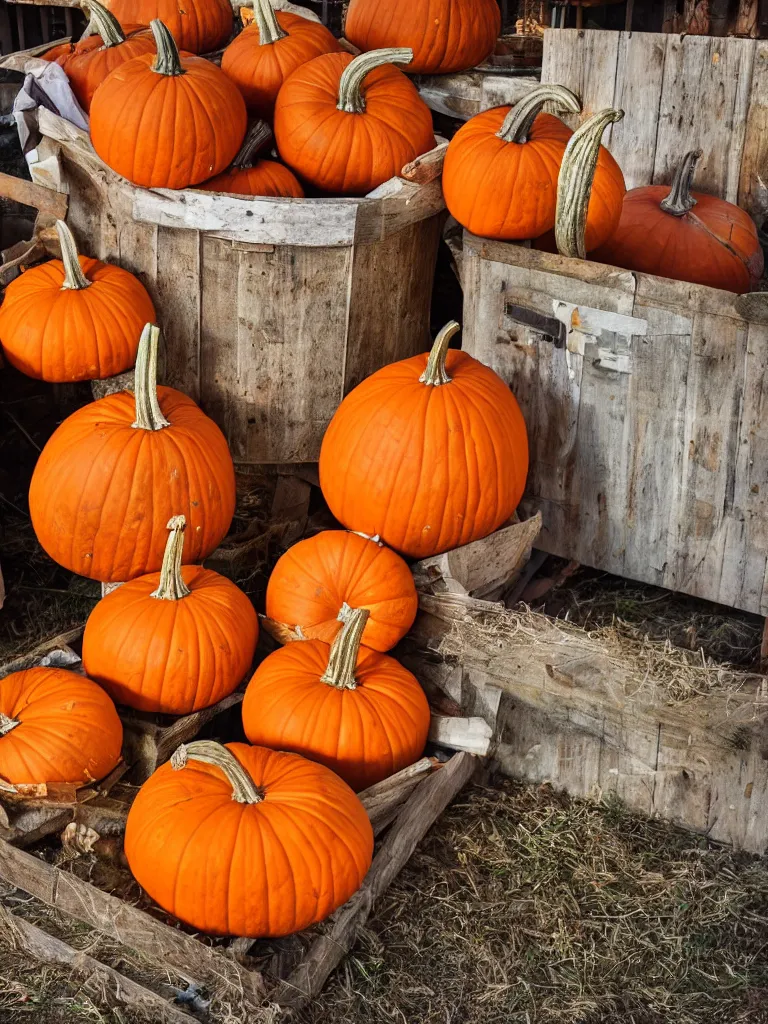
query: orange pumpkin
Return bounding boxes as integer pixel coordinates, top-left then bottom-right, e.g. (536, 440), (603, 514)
(43, 39), (83, 62)
(90, 20), (246, 189)
(104, 0), (231, 52)
(125, 740), (373, 936)
(318, 322), (529, 560)
(443, 86), (581, 241)
(266, 530), (418, 651)
(82, 515), (258, 714)
(273, 48), (435, 196)
(198, 121), (304, 197)
(221, 0), (341, 119)
(345, 0), (501, 75)
(243, 607), (430, 790)
(29, 323), (235, 583)
(0, 220), (156, 382)
(591, 149), (764, 292)
(56, 3), (153, 111)
(0, 667), (123, 786)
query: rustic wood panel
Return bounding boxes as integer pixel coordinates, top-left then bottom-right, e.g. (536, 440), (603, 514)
(155, 227), (201, 399)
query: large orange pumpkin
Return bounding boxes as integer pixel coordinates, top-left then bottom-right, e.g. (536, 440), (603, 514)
(266, 530), (418, 651)
(243, 607), (430, 790)
(82, 515), (258, 713)
(125, 740), (373, 936)
(56, 3), (153, 111)
(319, 322), (529, 559)
(104, 0), (231, 52)
(198, 121), (304, 197)
(29, 323), (235, 583)
(345, 0), (501, 75)
(221, 0), (341, 119)
(43, 39), (85, 62)
(591, 149), (764, 292)
(0, 220), (155, 382)
(273, 48), (435, 195)
(90, 20), (246, 189)
(0, 667), (123, 787)
(443, 86), (581, 241)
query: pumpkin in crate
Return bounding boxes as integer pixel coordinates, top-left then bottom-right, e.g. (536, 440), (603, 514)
(243, 607), (430, 790)
(221, 0), (341, 119)
(29, 323), (235, 583)
(56, 2), (154, 111)
(83, 515), (258, 714)
(266, 530), (417, 651)
(345, 0), (501, 75)
(125, 740), (373, 936)
(0, 667), (123, 786)
(42, 40), (82, 61)
(198, 121), (304, 197)
(0, 220), (156, 382)
(591, 150), (764, 292)
(318, 322), (529, 559)
(104, 0), (232, 53)
(274, 48), (435, 195)
(90, 20), (246, 189)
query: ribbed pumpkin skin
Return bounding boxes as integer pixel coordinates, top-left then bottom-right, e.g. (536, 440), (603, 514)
(273, 52), (435, 195)
(104, 0), (232, 52)
(0, 668), (123, 786)
(266, 531), (418, 651)
(90, 51), (247, 189)
(243, 642), (431, 790)
(125, 743), (373, 936)
(29, 389), (235, 582)
(345, 0), (500, 74)
(57, 27), (154, 111)
(43, 40), (83, 61)
(199, 158), (304, 197)
(221, 14), (342, 119)
(0, 256), (156, 382)
(590, 187), (764, 292)
(319, 350), (529, 559)
(82, 567), (259, 713)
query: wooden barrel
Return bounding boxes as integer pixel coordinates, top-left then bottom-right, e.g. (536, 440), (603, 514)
(31, 108), (445, 466)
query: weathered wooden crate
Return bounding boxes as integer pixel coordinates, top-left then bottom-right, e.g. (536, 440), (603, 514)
(21, 106), (445, 466)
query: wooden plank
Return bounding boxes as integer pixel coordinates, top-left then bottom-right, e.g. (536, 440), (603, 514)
(739, 40), (768, 220)
(608, 32), (667, 190)
(541, 29), (621, 134)
(429, 715), (492, 755)
(0, 171), (67, 219)
(400, 143), (448, 185)
(155, 227), (202, 400)
(358, 757), (435, 835)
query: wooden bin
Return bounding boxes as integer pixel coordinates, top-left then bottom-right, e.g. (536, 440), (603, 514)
(27, 107), (445, 466)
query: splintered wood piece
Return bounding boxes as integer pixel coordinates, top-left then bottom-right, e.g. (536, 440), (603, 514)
(91, 369), (135, 401)
(273, 751), (476, 1009)
(429, 715), (493, 756)
(0, 171), (68, 220)
(358, 757), (435, 834)
(400, 142), (449, 185)
(0, 631), (84, 679)
(0, 840), (268, 1007)
(0, 905), (192, 1024)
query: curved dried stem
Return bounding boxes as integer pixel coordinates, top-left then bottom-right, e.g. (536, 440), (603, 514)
(171, 741), (264, 803)
(0, 713), (20, 737)
(233, 121), (273, 169)
(252, 0), (287, 44)
(497, 84), (581, 144)
(85, 1), (126, 47)
(151, 19), (184, 76)
(660, 150), (702, 217)
(321, 606), (369, 689)
(131, 323), (170, 432)
(151, 516), (192, 600)
(56, 220), (90, 291)
(337, 48), (413, 114)
(420, 322), (460, 386)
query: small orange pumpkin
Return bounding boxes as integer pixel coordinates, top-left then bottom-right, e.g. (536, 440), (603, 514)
(0, 220), (156, 382)
(125, 740), (373, 936)
(56, 2), (154, 111)
(82, 515), (258, 714)
(43, 39), (84, 62)
(266, 530), (418, 651)
(104, 0), (232, 53)
(90, 20), (247, 189)
(221, 0), (341, 119)
(274, 48), (435, 196)
(198, 121), (304, 197)
(319, 322), (529, 559)
(243, 607), (431, 790)
(0, 667), (123, 786)
(591, 149), (764, 292)
(29, 323), (235, 583)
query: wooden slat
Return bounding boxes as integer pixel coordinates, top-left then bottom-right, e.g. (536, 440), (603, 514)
(154, 226), (201, 399)
(739, 40), (768, 221)
(0, 171), (67, 219)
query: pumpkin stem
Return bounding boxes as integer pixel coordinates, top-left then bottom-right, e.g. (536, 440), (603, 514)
(85, 1), (126, 47)
(132, 323), (171, 432)
(497, 84), (581, 144)
(0, 713), (20, 737)
(151, 516), (192, 601)
(253, 0), (287, 45)
(420, 322), (460, 387)
(660, 149), (702, 217)
(171, 741), (265, 804)
(56, 220), (91, 291)
(337, 48), (413, 114)
(150, 20), (185, 76)
(321, 606), (369, 690)
(555, 107), (624, 261)
(233, 121), (273, 170)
